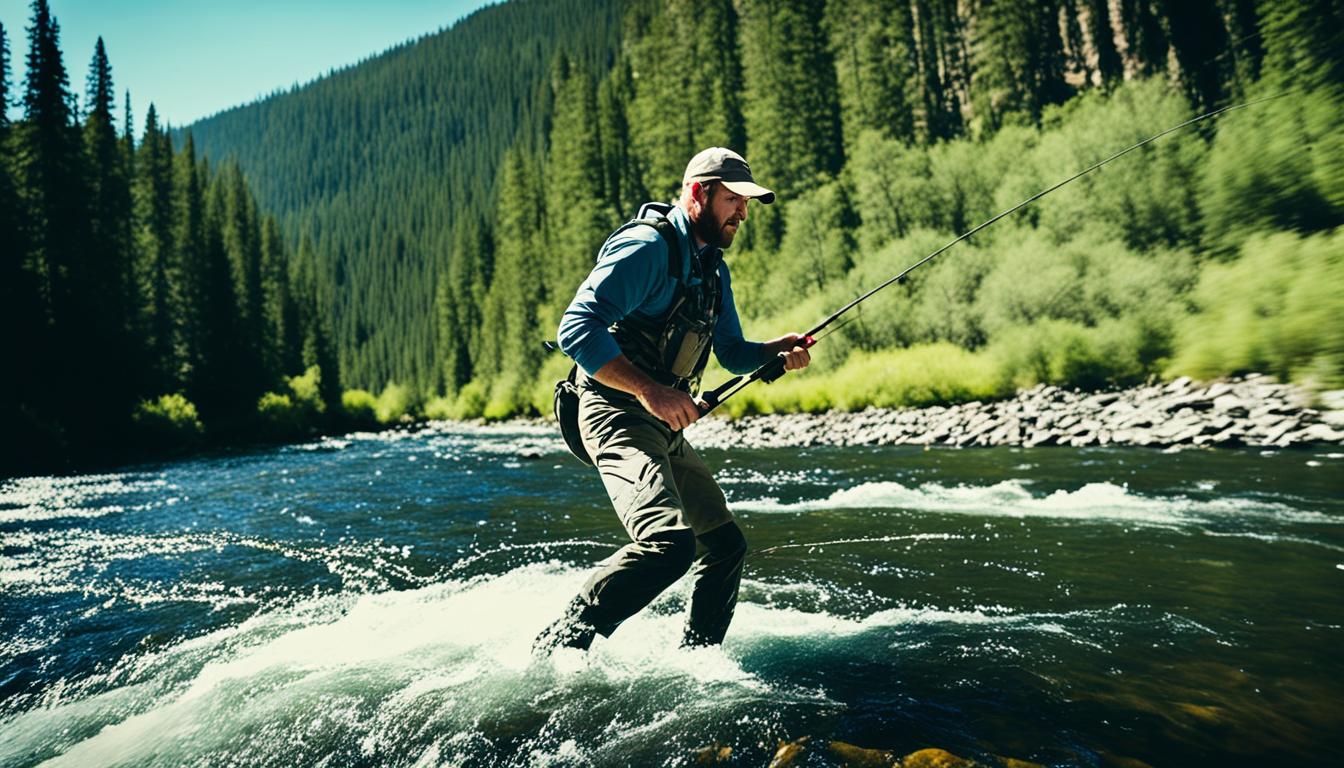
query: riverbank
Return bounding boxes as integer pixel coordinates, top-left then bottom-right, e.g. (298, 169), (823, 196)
(684, 375), (1344, 451)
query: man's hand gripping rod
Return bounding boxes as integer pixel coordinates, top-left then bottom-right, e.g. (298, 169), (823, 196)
(696, 90), (1290, 417)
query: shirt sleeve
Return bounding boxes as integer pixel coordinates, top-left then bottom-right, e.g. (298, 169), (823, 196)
(556, 228), (665, 376)
(712, 262), (767, 375)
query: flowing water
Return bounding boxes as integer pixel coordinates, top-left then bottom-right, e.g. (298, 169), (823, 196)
(1, 423), (1341, 767)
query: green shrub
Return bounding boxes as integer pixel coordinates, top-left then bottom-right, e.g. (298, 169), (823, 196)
(287, 366), (325, 414)
(422, 396), (454, 420)
(1028, 80), (1206, 251)
(255, 392), (306, 438)
(1169, 230), (1344, 386)
(375, 382), (415, 424)
(1200, 85), (1344, 252)
(989, 317), (1165, 391)
(132, 393), (204, 448)
(719, 342), (1004, 417)
(341, 389), (378, 425)
(452, 380), (489, 419)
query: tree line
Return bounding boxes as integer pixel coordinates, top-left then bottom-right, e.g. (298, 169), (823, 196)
(1, 0), (341, 474)
(432, 0), (1340, 419)
(6, 0), (1341, 473)
(187, 0), (1340, 422)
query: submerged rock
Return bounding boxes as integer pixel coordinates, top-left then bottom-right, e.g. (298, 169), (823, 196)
(827, 740), (897, 767)
(691, 742), (733, 764)
(768, 735), (810, 767)
(898, 747), (981, 767)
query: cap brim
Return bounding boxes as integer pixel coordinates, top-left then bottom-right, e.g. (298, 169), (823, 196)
(721, 179), (775, 205)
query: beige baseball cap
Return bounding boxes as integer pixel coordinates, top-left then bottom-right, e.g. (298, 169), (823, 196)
(682, 147), (775, 204)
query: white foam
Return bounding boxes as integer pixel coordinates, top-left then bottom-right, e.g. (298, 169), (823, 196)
(732, 479), (1339, 529)
(1, 555), (1199, 767)
(6, 564), (792, 767)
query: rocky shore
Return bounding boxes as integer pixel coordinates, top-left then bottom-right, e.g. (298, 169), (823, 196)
(685, 375), (1344, 451)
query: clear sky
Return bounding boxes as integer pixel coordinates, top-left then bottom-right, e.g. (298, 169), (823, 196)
(1, 0), (493, 128)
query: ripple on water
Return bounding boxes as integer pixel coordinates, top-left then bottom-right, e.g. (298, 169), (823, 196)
(0, 473), (171, 524)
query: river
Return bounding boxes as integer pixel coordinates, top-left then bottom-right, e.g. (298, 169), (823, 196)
(2, 423), (1341, 767)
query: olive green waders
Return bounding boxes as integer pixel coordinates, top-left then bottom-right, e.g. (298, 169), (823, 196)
(534, 377), (748, 652)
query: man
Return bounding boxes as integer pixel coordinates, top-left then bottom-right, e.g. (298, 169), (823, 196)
(534, 147), (811, 653)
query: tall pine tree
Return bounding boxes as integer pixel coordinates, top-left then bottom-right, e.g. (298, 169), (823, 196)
(15, 0), (93, 453)
(827, 0), (919, 150)
(972, 0), (1072, 131)
(82, 36), (137, 435)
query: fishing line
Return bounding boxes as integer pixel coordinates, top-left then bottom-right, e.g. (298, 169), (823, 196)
(699, 89), (1295, 414)
(750, 532), (965, 560)
(441, 538), (622, 577)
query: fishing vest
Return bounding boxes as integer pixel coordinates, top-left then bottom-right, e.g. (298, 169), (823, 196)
(607, 202), (722, 394)
(553, 202), (721, 465)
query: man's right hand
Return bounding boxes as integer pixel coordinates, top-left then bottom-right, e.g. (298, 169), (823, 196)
(637, 383), (702, 432)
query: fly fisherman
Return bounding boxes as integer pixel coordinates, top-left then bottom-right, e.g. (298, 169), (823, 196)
(535, 148), (811, 653)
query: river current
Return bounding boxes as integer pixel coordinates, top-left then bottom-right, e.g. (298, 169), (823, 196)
(1, 422), (1341, 767)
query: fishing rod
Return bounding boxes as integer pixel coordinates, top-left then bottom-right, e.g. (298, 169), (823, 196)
(697, 90), (1292, 415)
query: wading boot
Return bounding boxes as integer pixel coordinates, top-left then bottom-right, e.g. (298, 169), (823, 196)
(532, 597), (598, 656)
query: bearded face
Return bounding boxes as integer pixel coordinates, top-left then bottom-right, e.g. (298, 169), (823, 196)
(692, 183), (749, 248)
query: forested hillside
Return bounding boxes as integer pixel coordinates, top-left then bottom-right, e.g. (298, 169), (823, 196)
(2, 1), (341, 474)
(186, 0), (1342, 423)
(186, 0), (626, 394)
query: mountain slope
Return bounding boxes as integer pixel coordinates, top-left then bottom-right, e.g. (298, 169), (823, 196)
(185, 0), (624, 391)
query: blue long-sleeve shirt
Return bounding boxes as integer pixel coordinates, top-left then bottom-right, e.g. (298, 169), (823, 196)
(557, 204), (766, 377)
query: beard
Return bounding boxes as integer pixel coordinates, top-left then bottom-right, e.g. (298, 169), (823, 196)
(693, 206), (741, 249)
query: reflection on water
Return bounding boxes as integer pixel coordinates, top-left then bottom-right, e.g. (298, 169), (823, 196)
(1, 424), (1341, 767)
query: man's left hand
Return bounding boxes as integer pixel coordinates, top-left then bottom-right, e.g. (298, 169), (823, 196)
(766, 333), (812, 371)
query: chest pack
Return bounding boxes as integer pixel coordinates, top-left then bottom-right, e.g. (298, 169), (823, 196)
(553, 203), (721, 465)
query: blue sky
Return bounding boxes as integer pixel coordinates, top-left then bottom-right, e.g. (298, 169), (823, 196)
(1, 0), (492, 128)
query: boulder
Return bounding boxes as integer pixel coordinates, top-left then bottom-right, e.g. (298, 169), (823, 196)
(768, 736), (810, 768)
(827, 741), (897, 767)
(1211, 394), (1249, 416)
(1296, 423), (1344, 444)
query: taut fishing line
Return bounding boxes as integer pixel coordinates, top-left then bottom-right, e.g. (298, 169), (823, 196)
(699, 89), (1294, 415)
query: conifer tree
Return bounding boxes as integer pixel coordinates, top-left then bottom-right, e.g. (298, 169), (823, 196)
(1118, 0), (1169, 77)
(82, 36), (136, 427)
(1257, 0), (1343, 88)
(0, 20), (26, 464)
(15, 0), (92, 449)
(218, 161), (267, 399)
(478, 144), (547, 410)
(193, 164), (251, 426)
(596, 62), (646, 216)
(437, 213), (492, 394)
(135, 103), (180, 393)
(175, 133), (207, 388)
(827, 0), (919, 149)
(544, 64), (610, 332)
(293, 234), (341, 412)
(625, 0), (747, 202)
(739, 0), (844, 249)
(972, 0), (1072, 131)
(260, 214), (299, 381)
(910, 0), (968, 143)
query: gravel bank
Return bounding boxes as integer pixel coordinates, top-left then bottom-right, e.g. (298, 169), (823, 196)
(685, 375), (1344, 450)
